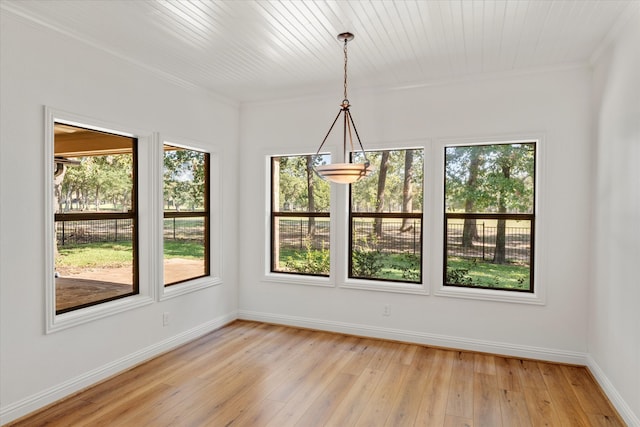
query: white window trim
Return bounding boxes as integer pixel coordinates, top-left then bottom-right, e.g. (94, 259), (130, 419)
(263, 142), (430, 294)
(44, 107), (155, 333)
(432, 134), (547, 305)
(157, 136), (223, 301)
(262, 149), (335, 288)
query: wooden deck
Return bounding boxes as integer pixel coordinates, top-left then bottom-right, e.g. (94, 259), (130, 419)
(55, 278), (133, 312)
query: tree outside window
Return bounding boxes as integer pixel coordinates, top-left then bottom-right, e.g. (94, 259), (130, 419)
(271, 154), (330, 276)
(444, 142), (535, 291)
(163, 145), (210, 285)
(350, 148), (424, 283)
(53, 123), (138, 313)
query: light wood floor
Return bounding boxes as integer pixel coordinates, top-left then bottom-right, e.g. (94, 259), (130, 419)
(9, 320), (624, 427)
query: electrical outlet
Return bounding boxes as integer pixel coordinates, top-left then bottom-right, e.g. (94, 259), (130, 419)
(163, 312), (170, 326)
(383, 304), (391, 316)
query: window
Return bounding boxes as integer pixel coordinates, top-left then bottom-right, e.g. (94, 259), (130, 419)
(271, 154), (331, 276)
(349, 149), (424, 283)
(53, 122), (138, 313)
(163, 144), (210, 285)
(444, 142), (535, 292)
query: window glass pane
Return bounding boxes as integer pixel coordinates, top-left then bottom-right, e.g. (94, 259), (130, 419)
(271, 154), (330, 276)
(273, 216), (330, 275)
(444, 143), (535, 291)
(352, 150), (423, 213)
(350, 149), (424, 283)
(54, 123), (137, 313)
(445, 144), (535, 214)
(163, 145), (209, 286)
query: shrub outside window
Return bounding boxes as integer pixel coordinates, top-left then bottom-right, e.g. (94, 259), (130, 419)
(163, 145), (210, 286)
(53, 122), (138, 314)
(271, 154), (331, 276)
(349, 149), (424, 283)
(444, 142), (535, 292)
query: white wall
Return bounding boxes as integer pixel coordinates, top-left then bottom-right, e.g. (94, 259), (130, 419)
(0, 12), (239, 423)
(589, 12), (640, 425)
(239, 67), (593, 361)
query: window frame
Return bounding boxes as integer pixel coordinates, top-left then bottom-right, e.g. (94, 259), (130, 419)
(263, 145), (430, 294)
(162, 144), (210, 286)
(158, 137), (222, 301)
(341, 145), (428, 295)
(45, 107), (155, 333)
(264, 151), (334, 287)
(434, 136), (546, 305)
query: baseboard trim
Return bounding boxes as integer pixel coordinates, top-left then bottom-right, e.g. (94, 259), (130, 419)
(238, 310), (588, 365)
(586, 355), (640, 427)
(0, 311), (237, 425)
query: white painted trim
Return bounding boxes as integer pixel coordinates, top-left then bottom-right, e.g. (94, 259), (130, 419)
(44, 107), (157, 333)
(0, 312), (238, 425)
(262, 272), (333, 288)
(586, 355), (640, 427)
(262, 149), (335, 286)
(238, 310), (588, 365)
(432, 134), (547, 305)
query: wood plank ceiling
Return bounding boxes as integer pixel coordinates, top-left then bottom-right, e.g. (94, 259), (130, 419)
(2, 0), (636, 103)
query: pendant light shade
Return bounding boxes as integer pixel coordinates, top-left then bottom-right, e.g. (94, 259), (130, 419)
(315, 162), (374, 184)
(314, 32), (373, 184)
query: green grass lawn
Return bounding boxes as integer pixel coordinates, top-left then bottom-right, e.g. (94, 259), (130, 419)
(56, 241), (204, 268)
(279, 247), (420, 282)
(446, 256), (530, 290)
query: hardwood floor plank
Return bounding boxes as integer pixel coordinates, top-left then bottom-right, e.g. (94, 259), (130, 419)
(414, 349), (455, 426)
(353, 361), (410, 426)
(340, 339), (382, 376)
(517, 358), (548, 390)
(445, 351), (475, 419)
(522, 386), (563, 427)
(324, 368), (384, 426)
(443, 414), (473, 427)
(538, 362), (593, 426)
(473, 372), (502, 427)
(499, 389), (532, 427)
(265, 349), (355, 426)
(394, 341), (419, 366)
(294, 372), (358, 427)
(495, 356), (523, 392)
(474, 353), (497, 375)
(366, 339), (400, 371)
(562, 365), (623, 423)
(8, 321), (625, 427)
(384, 345), (434, 427)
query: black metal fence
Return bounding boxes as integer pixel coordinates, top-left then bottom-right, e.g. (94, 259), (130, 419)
(275, 218), (330, 251)
(352, 218), (422, 254)
(276, 218), (422, 255)
(56, 217), (204, 246)
(446, 222), (530, 264)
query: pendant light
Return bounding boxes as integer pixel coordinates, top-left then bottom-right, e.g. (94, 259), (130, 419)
(314, 32), (373, 184)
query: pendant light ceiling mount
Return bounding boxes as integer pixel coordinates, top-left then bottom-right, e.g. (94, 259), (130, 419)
(337, 32), (354, 43)
(314, 31), (373, 185)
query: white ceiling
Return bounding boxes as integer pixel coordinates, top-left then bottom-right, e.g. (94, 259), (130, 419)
(2, 0), (637, 103)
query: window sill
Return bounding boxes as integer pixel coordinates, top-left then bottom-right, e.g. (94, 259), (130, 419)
(262, 272), (333, 288)
(434, 285), (544, 305)
(341, 278), (428, 295)
(159, 276), (223, 301)
(47, 294), (154, 334)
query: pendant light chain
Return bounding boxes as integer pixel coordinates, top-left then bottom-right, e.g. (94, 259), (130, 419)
(343, 37), (349, 102)
(313, 32), (373, 184)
